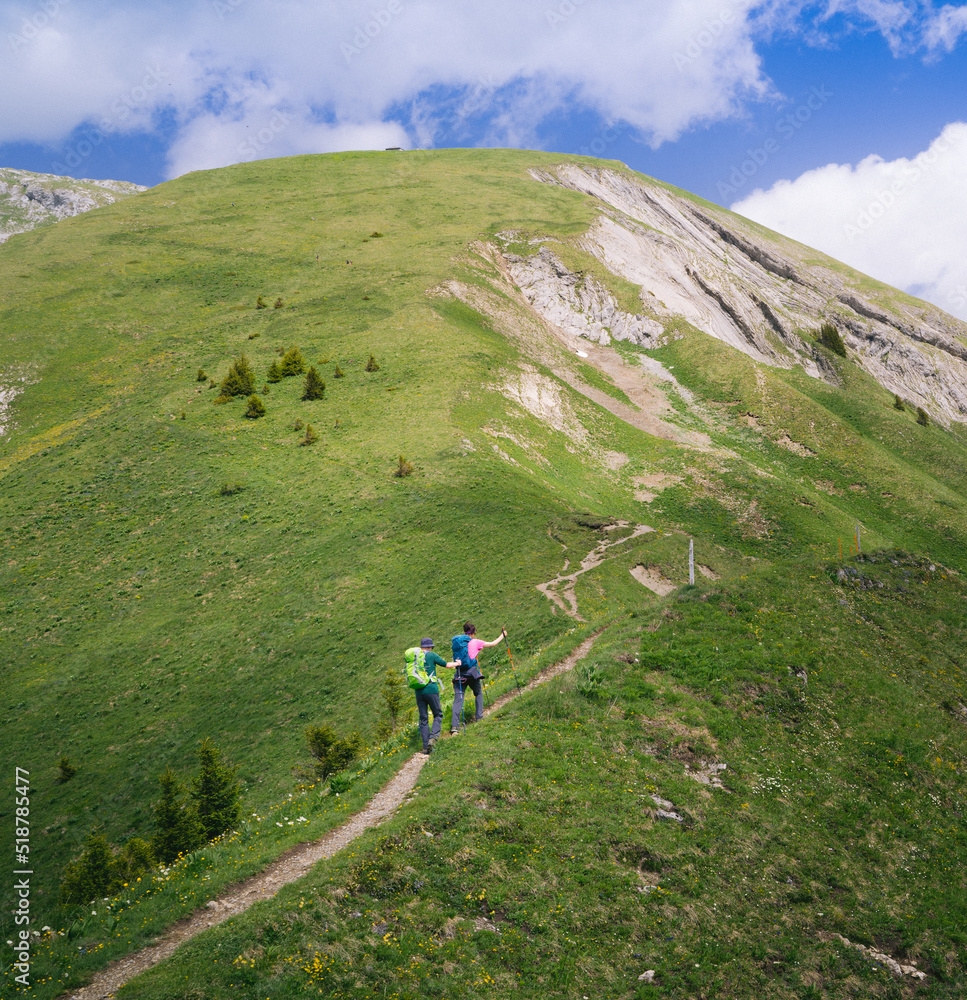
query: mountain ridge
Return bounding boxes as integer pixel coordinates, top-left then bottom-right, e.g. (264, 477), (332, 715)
(1, 147), (965, 999)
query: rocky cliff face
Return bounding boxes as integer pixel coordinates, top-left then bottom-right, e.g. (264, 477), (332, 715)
(500, 164), (967, 426)
(0, 168), (145, 244)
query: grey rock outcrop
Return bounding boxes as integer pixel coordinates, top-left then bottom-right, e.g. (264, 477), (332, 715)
(0, 168), (145, 244)
(518, 164), (967, 426)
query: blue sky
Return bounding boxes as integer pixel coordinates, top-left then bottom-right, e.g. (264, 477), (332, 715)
(2, 1), (966, 318)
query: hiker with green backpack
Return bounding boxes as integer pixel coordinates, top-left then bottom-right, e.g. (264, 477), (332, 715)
(405, 638), (459, 755)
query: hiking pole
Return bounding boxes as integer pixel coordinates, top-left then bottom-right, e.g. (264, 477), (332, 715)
(502, 629), (523, 694)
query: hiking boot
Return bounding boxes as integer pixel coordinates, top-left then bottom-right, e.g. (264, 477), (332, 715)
(449, 729), (461, 736)
(428, 736), (438, 748)
(421, 747), (432, 756)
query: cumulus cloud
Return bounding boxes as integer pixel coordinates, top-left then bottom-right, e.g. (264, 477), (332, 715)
(731, 123), (967, 321)
(0, 0), (779, 175)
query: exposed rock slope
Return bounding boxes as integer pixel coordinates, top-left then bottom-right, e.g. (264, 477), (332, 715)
(0, 167), (145, 244)
(505, 164), (967, 426)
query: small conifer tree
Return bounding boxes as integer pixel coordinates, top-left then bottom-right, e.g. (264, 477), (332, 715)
(302, 366), (325, 400)
(244, 395), (266, 419)
(299, 423), (318, 446)
(817, 322), (847, 357)
(274, 297), (284, 309)
(893, 394), (905, 411)
(153, 768), (203, 864)
(916, 406), (930, 426)
(57, 755), (77, 783)
(256, 295), (267, 309)
(394, 455), (414, 477)
(59, 834), (118, 905)
(191, 739), (241, 842)
(333, 364), (345, 378)
(305, 725), (365, 779)
(365, 354), (380, 372)
(267, 360), (283, 383)
(381, 666), (405, 728)
(280, 346), (306, 377)
(114, 838), (155, 884)
(219, 354), (255, 398)
(197, 368), (207, 382)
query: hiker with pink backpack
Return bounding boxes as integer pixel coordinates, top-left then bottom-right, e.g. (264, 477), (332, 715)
(450, 622), (506, 734)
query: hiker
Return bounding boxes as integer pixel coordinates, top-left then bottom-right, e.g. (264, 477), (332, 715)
(450, 622), (505, 734)
(406, 638), (458, 755)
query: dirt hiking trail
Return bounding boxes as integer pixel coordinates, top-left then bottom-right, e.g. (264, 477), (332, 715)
(64, 631), (603, 999)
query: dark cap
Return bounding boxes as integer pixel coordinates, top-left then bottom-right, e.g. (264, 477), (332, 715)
(420, 637), (434, 649)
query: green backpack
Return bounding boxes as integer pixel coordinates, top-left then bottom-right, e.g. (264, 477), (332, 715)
(404, 647), (432, 690)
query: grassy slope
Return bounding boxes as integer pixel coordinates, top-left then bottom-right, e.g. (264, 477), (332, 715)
(1, 148), (965, 998)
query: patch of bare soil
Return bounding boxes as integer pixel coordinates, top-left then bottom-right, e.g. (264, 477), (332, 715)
(629, 563), (676, 596)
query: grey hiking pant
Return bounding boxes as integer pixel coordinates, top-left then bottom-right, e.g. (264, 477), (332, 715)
(415, 686), (443, 750)
(451, 675), (483, 731)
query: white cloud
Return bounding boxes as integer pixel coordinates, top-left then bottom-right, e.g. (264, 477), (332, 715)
(731, 122), (967, 321)
(0, 0), (773, 173)
(2, 0), (966, 179)
(922, 3), (967, 52)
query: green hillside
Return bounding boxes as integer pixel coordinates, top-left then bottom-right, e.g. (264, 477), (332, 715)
(1, 148), (965, 998)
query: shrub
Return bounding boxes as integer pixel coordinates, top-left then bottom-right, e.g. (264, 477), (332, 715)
(293, 419), (305, 431)
(208, 378), (217, 389)
(305, 725), (365, 779)
(381, 666), (406, 728)
(576, 661), (604, 698)
(370, 231), (383, 238)
(256, 295), (267, 309)
(219, 354), (255, 398)
(302, 366), (325, 400)
(917, 406), (930, 426)
(152, 768), (204, 864)
(365, 354), (380, 372)
(248, 331), (260, 340)
(196, 368), (207, 382)
(267, 360), (283, 383)
(333, 364), (345, 378)
(817, 322), (847, 357)
(219, 481), (244, 496)
(114, 837), (155, 885)
(59, 834), (118, 905)
(274, 297), (284, 309)
(299, 423), (318, 446)
(244, 394), (266, 419)
(280, 346), (306, 377)
(893, 394), (905, 411)
(57, 755), (77, 783)
(191, 739), (241, 842)
(394, 455), (414, 477)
